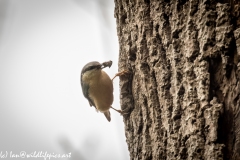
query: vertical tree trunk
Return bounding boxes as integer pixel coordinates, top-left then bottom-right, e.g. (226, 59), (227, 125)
(114, 0), (240, 159)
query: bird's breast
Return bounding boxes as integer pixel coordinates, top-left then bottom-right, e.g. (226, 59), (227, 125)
(88, 70), (113, 112)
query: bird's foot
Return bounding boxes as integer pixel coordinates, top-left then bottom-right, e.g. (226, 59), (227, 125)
(112, 70), (130, 81)
(111, 106), (128, 115)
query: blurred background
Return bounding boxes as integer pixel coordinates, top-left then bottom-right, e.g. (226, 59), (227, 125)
(0, 0), (129, 159)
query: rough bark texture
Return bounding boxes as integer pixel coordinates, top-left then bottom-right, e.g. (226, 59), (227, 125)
(114, 0), (240, 159)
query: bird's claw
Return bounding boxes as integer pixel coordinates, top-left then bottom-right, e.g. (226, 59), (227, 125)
(112, 70), (130, 81)
(111, 107), (129, 116)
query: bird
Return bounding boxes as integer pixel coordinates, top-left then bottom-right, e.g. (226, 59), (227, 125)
(80, 60), (124, 122)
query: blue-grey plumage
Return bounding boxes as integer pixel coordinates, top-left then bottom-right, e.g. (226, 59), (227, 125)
(80, 61), (113, 121)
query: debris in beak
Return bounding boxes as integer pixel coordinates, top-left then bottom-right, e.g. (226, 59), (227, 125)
(101, 60), (112, 69)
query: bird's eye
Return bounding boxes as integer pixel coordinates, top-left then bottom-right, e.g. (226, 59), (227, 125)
(89, 66), (95, 70)
(86, 66), (96, 71)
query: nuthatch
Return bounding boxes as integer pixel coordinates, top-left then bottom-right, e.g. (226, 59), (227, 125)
(80, 60), (124, 122)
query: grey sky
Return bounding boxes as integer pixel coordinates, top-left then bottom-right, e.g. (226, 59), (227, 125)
(0, 0), (129, 159)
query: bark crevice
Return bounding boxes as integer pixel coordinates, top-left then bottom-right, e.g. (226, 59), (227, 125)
(115, 0), (240, 159)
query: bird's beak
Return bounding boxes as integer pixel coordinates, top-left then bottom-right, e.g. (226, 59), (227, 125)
(97, 64), (102, 69)
(101, 60), (112, 69)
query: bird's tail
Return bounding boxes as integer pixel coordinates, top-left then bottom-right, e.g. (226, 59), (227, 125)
(104, 110), (111, 122)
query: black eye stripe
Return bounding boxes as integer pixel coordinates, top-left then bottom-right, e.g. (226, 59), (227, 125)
(84, 65), (100, 72)
(89, 66), (94, 70)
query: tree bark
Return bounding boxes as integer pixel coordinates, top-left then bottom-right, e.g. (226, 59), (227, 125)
(114, 0), (240, 159)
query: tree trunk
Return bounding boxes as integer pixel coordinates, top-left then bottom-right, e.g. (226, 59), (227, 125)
(114, 0), (240, 159)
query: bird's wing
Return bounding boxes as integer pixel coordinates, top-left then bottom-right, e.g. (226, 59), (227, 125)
(81, 77), (96, 108)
